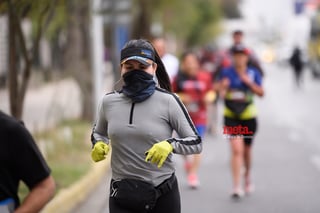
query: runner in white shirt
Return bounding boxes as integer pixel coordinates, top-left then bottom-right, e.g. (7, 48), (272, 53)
(152, 37), (179, 82)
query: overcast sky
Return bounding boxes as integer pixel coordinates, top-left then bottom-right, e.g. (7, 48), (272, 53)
(240, 0), (295, 28)
(240, 0), (312, 47)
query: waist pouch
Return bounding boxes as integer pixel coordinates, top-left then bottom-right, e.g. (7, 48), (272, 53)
(110, 174), (176, 212)
(225, 100), (251, 116)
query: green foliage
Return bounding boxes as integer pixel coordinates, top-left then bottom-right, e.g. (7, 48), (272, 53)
(152, 0), (222, 47)
(18, 119), (92, 201)
(0, 0), (68, 41)
(186, 0), (222, 46)
(45, 2), (67, 41)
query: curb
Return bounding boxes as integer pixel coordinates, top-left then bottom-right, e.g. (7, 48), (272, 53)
(41, 156), (110, 213)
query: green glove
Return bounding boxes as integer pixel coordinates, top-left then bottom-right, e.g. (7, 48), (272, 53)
(91, 141), (110, 162)
(145, 141), (173, 168)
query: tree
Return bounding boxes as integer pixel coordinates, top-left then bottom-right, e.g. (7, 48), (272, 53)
(2, 0), (57, 119)
(62, 0), (93, 121)
(132, 0), (222, 48)
(131, 0), (152, 39)
(220, 0), (242, 19)
(183, 0), (222, 46)
(1, 0), (95, 121)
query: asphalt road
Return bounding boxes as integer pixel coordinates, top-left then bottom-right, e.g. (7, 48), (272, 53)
(73, 63), (320, 213)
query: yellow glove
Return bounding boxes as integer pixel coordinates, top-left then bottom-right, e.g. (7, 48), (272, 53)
(91, 141), (110, 162)
(145, 141), (173, 168)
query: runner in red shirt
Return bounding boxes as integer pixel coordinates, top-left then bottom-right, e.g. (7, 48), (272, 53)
(172, 51), (215, 188)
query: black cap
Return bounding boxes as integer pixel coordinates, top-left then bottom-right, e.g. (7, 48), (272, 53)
(121, 47), (155, 65)
(230, 44), (249, 55)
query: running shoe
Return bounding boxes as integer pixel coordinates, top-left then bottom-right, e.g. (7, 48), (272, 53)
(231, 188), (244, 199)
(244, 176), (255, 195)
(244, 183), (255, 195)
(187, 173), (199, 189)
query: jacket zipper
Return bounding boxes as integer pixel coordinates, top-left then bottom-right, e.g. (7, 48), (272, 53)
(129, 103), (135, 124)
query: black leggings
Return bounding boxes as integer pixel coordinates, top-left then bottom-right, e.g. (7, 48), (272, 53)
(109, 178), (181, 213)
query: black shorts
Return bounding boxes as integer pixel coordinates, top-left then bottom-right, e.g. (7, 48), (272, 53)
(224, 117), (258, 146)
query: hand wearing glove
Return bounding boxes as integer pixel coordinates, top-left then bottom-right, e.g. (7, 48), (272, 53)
(145, 140), (173, 168)
(91, 141), (110, 162)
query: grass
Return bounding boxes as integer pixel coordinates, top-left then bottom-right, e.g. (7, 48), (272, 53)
(19, 119), (93, 201)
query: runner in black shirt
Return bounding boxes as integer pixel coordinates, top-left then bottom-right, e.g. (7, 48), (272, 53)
(0, 111), (55, 213)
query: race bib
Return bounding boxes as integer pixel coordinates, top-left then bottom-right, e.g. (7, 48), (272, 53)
(229, 90), (246, 100)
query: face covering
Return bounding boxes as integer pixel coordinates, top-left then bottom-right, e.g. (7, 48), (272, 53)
(122, 69), (156, 103)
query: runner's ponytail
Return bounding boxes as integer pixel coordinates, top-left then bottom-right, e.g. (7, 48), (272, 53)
(153, 49), (172, 92)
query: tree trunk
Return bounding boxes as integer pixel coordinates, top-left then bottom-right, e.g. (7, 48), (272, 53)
(132, 0), (152, 39)
(64, 0), (93, 121)
(7, 0), (33, 120)
(8, 0), (20, 119)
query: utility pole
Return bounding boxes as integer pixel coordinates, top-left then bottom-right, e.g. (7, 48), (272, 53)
(90, 0), (104, 119)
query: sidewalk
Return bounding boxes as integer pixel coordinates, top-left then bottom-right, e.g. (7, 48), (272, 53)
(0, 64), (115, 134)
(0, 78), (82, 133)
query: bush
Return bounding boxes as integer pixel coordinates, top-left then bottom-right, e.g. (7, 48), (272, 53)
(19, 119), (92, 200)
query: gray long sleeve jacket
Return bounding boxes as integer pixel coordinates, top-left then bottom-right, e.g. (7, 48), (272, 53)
(91, 88), (202, 186)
